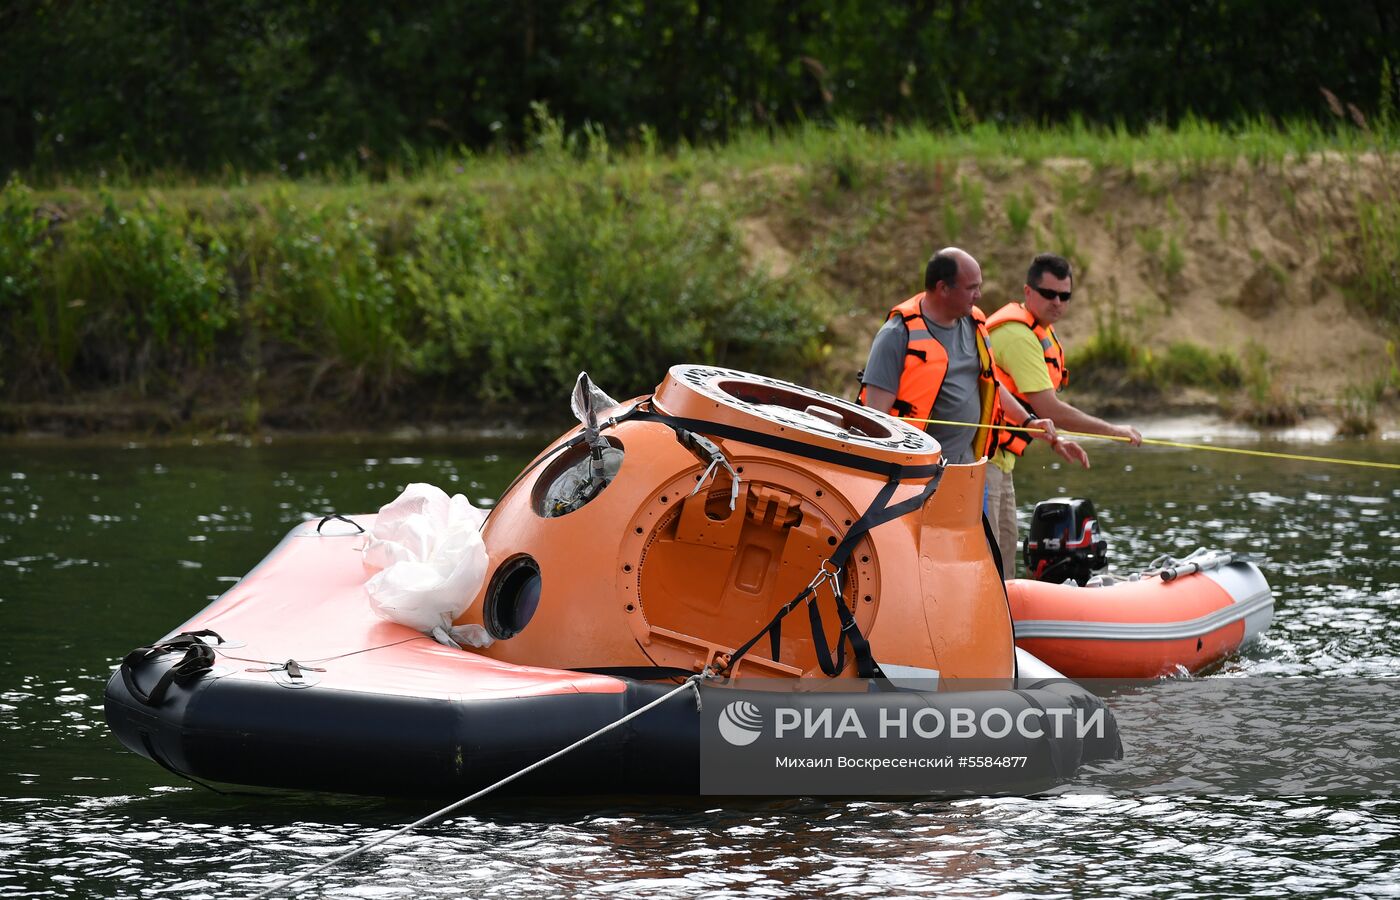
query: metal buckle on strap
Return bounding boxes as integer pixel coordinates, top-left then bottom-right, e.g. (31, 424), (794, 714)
(805, 559), (843, 597)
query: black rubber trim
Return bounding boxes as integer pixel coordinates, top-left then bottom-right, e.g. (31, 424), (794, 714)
(104, 654), (1121, 796)
(982, 513), (1006, 582)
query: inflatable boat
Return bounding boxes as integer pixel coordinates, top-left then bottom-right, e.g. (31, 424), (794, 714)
(1005, 498), (1274, 679)
(106, 365), (1122, 797)
(1008, 552), (1274, 679)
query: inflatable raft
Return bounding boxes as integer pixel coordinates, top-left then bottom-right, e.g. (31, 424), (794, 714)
(1008, 551), (1274, 679)
(1006, 497), (1274, 679)
(106, 365), (1122, 797)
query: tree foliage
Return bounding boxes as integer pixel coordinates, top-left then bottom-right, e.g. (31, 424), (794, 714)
(1, 0), (1395, 175)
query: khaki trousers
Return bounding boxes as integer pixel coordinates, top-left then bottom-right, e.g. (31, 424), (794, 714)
(984, 464), (1018, 578)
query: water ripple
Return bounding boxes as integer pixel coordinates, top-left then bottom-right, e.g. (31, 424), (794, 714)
(0, 439), (1396, 897)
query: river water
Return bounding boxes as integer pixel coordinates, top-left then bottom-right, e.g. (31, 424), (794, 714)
(1, 427), (1396, 897)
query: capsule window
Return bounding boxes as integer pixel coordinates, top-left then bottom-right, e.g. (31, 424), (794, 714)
(532, 438), (625, 518)
(484, 555), (543, 639)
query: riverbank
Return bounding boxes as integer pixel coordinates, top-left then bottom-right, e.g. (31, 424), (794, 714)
(4, 403), (1397, 451)
(3, 119), (1397, 439)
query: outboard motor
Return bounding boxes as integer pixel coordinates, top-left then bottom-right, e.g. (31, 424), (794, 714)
(1024, 497), (1108, 586)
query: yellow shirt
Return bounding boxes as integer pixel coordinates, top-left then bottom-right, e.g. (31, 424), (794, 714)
(989, 321), (1056, 473)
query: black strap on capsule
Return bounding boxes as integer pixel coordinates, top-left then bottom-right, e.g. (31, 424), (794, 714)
(719, 462), (947, 680)
(982, 513), (1006, 583)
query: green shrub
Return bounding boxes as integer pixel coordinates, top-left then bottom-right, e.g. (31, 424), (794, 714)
(1335, 385), (1378, 437)
(395, 121), (827, 406)
(41, 192), (233, 388)
(260, 198), (409, 395)
(1355, 195), (1400, 321)
(1005, 190), (1033, 238)
(1065, 307), (1152, 392)
(1236, 341), (1305, 425)
(1068, 314), (1241, 397)
(0, 178), (45, 313)
(437, 169), (824, 404)
(1150, 341), (1242, 389)
(0, 178), (49, 384)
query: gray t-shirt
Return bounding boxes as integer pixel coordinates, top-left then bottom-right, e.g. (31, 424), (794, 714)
(862, 313), (983, 464)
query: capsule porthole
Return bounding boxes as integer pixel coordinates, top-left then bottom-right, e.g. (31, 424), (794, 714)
(484, 555), (543, 639)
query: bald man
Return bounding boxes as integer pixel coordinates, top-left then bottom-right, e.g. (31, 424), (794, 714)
(858, 248), (1087, 569)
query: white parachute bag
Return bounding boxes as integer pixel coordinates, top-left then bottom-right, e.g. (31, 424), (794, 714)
(361, 482), (493, 648)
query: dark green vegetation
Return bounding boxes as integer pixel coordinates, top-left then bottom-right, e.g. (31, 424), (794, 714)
(1068, 311), (1244, 396)
(1067, 315), (1312, 429)
(0, 124), (827, 428)
(3, 0), (1398, 434)
(4, 111), (1400, 433)
(1, 0), (1395, 177)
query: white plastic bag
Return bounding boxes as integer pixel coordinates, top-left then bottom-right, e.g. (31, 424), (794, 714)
(362, 483), (493, 648)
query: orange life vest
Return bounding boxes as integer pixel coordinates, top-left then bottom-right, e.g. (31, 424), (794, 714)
(986, 302), (1069, 456)
(858, 293), (1004, 458)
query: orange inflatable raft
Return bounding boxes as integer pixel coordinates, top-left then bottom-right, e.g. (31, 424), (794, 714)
(1008, 550), (1274, 679)
(106, 365), (1124, 797)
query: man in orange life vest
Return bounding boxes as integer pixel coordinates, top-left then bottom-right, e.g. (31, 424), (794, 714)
(984, 253), (1142, 575)
(858, 248), (1089, 570)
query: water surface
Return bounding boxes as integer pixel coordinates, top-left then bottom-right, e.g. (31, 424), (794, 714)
(1, 429), (1396, 897)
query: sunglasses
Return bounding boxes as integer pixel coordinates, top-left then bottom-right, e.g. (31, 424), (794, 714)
(1029, 284), (1072, 302)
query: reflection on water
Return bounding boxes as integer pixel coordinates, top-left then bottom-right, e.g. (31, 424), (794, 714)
(5, 794), (1397, 898)
(0, 434), (1396, 897)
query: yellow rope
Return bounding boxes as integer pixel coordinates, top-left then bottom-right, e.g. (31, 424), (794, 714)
(904, 416), (1400, 471)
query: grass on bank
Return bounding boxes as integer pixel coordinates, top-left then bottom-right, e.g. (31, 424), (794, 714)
(1068, 309), (1244, 395)
(1065, 309), (1315, 427)
(3, 112), (1399, 425)
(22, 114), (1400, 192)
(0, 117), (832, 414)
(1335, 341), (1400, 437)
(1066, 312), (1400, 430)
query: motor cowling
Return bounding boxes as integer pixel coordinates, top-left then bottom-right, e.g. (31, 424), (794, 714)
(1023, 497), (1108, 586)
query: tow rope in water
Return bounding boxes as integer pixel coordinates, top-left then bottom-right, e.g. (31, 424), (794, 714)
(906, 417), (1400, 471)
(247, 674), (706, 899)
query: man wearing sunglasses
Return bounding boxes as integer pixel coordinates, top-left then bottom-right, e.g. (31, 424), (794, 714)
(984, 253), (1143, 576)
(858, 246), (1088, 484)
